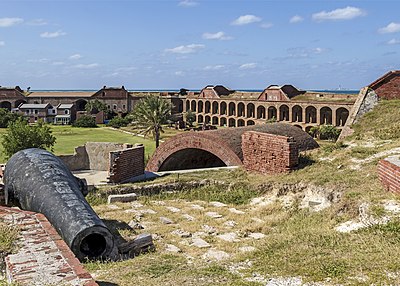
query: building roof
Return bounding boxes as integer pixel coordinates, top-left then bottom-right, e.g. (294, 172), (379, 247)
(369, 70), (400, 89)
(19, 103), (51, 109)
(26, 92), (93, 98)
(57, 104), (74, 109)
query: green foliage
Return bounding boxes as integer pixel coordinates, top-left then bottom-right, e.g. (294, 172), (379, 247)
(72, 115), (97, 128)
(1, 118), (56, 159)
(0, 108), (22, 128)
(0, 222), (19, 254)
(266, 116), (277, 123)
(130, 95), (173, 148)
(183, 110), (196, 127)
(106, 116), (130, 128)
(309, 125), (340, 141)
(321, 141), (347, 153)
(85, 99), (108, 114)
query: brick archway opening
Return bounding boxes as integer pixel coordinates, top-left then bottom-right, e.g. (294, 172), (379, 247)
(159, 148), (226, 171)
(146, 132), (243, 172)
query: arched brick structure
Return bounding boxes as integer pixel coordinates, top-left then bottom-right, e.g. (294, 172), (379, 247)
(146, 123), (319, 172)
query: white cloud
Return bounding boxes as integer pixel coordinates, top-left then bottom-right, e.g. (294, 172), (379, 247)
(231, 15), (262, 26)
(203, 65), (225, 71)
(175, 71), (185, 76)
(388, 38), (400, 45)
(165, 44), (205, 54)
(239, 63), (257, 70)
(313, 47), (325, 54)
(28, 19), (47, 26)
(290, 15), (304, 24)
(73, 63), (99, 69)
(0, 41), (4, 46)
(260, 22), (273, 29)
(202, 31), (233, 40)
(0, 17), (23, 27)
(69, 54), (82, 60)
(379, 22), (400, 34)
(178, 0), (198, 7)
(312, 6), (366, 22)
(27, 58), (50, 63)
(52, 61), (65, 66)
(40, 30), (66, 38)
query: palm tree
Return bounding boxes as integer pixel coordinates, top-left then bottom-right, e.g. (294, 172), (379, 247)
(131, 95), (173, 148)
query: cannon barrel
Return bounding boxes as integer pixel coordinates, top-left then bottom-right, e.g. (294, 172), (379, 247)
(3, 148), (115, 261)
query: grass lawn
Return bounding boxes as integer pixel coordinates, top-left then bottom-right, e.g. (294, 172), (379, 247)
(0, 125), (158, 163)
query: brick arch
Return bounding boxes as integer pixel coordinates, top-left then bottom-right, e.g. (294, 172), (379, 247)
(146, 132), (243, 172)
(146, 123), (319, 172)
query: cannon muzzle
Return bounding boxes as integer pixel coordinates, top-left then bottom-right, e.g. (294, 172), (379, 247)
(3, 148), (115, 261)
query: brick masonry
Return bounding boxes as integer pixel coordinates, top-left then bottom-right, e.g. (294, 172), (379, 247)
(371, 73), (400, 100)
(108, 144), (145, 184)
(378, 156), (400, 194)
(242, 131), (298, 174)
(147, 123), (317, 172)
(0, 206), (98, 286)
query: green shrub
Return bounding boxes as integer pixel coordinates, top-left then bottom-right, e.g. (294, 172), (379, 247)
(1, 118), (56, 159)
(72, 115), (97, 128)
(309, 125), (340, 141)
(107, 116), (130, 128)
(0, 108), (22, 128)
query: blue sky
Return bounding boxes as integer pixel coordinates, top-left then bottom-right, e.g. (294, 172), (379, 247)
(0, 0), (399, 90)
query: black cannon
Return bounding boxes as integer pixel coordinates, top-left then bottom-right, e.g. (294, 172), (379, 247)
(3, 148), (115, 261)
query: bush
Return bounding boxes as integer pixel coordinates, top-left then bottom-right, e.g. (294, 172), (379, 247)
(72, 115), (97, 128)
(1, 118), (56, 159)
(107, 116), (130, 128)
(0, 108), (22, 128)
(309, 125), (340, 141)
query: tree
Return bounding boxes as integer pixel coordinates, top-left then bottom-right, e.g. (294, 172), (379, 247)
(2, 118), (56, 159)
(72, 115), (97, 128)
(130, 95), (172, 148)
(0, 108), (22, 128)
(85, 100), (108, 114)
(183, 110), (196, 127)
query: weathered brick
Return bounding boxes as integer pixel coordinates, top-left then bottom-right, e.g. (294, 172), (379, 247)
(378, 156), (400, 194)
(241, 131), (298, 174)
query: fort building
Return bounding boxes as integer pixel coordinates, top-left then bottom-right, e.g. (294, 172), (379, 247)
(0, 70), (399, 128)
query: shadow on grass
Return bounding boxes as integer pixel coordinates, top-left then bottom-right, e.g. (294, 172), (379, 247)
(298, 154), (316, 169)
(97, 282), (119, 286)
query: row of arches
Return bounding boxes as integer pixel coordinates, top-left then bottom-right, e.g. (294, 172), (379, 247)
(186, 100), (349, 127)
(197, 115), (256, 127)
(0, 100), (27, 110)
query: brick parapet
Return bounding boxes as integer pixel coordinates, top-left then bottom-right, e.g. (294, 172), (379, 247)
(0, 206), (98, 286)
(242, 131), (298, 174)
(108, 144), (145, 183)
(378, 156), (400, 194)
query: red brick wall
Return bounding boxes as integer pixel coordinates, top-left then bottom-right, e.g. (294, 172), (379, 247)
(0, 206), (98, 285)
(378, 157), (400, 194)
(373, 75), (400, 100)
(108, 144), (145, 183)
(242, 131), (298, 174)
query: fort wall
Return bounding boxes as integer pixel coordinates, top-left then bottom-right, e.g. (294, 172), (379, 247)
(378, 156), (400, 194)
(242, 131), (298, 174)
